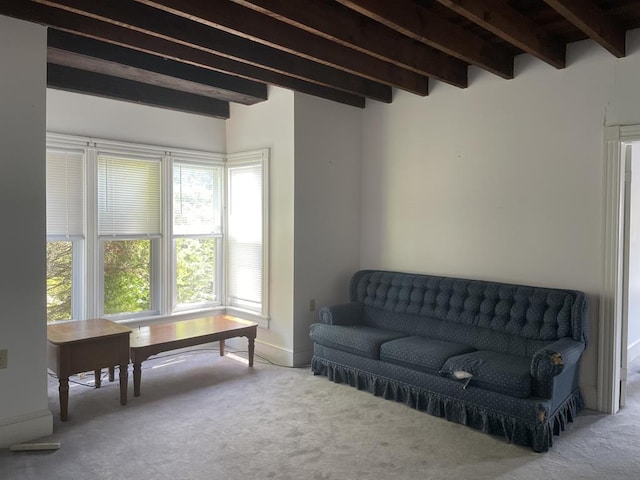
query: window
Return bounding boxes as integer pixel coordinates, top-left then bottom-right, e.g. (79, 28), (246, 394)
(227, 150), (269, 317)
(98, 154), (161, 318)
(172, 161), (223, 310)
(45, 134), (268, 324)
(45, 148), (84, 322)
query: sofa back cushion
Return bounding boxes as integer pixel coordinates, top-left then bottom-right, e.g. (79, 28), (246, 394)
(350, 270), (588, 355)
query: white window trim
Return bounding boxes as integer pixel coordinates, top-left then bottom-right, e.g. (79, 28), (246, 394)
(600, 125), (640, 413)
(46, 133), (269, 327)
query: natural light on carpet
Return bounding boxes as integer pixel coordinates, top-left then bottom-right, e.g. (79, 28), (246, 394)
(225, 352), (249, 365)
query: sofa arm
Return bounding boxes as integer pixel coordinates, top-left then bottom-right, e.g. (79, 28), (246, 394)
(318, 302), (364, 326)
(530, 338), (585, 381)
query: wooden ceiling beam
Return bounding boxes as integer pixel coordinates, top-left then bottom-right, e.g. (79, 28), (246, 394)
(436, 0), (566, 69)
(228, 0), (470, 84)
(336, 0), (513, 79)
(47, 48), (254, 105)
(3, 1), (374, 106)
(135, 0), (440, 93)
(48, 64), (230, 118)
(48, 30), (268, 105)
(49, 47), (365, 108)
(543, 0), (625, 57)
(34, 0), (387, 100)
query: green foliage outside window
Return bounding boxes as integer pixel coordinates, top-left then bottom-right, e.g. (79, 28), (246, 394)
(103, 239), (151, 315)
(47, 237), (217, 321)
(176, 237), (216, 305)
(47, 239), (153, 321)
(46, 241), (72, 322)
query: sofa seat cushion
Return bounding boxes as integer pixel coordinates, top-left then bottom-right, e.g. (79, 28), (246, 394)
(309, 324), (407, 359)
(380, 336), (476, 374)
(440, 351), (532, 398)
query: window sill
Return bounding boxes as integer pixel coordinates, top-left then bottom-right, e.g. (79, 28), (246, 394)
(115, 306), (269, 330)
(224, 307), (270, 329)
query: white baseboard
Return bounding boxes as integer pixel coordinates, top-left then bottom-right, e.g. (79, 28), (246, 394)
(0, 409), (53, 449)
(255, 339), (295, 367)
(223, 337), (312, 368)
(628, 339), (640, 364)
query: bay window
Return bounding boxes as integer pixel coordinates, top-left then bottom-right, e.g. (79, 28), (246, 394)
(45, 134), (268, 325)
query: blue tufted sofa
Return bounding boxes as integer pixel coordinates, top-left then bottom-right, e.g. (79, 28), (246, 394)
(309, 270), (588, 452)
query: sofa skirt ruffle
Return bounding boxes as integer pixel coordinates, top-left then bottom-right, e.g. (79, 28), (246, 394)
(312, 356), (583, 453)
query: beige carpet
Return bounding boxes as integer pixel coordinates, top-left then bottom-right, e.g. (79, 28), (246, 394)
(1, 347), (640, 480)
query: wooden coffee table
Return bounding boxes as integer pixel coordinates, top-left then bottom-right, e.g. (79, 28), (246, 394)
(47, 318), (132, 421)
(129, 315), (258, 397)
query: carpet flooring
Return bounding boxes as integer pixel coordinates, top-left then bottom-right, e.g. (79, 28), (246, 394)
(1, 347), (640, 480)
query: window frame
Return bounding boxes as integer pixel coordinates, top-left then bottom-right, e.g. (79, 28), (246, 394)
(95, 149), (163, 320)
(45, 138), (88, 321)
(170, 157), (224, 313)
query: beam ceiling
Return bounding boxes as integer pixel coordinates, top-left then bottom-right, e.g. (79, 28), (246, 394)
(0, 0), (637, 117)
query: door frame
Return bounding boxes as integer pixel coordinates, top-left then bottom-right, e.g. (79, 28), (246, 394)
(600, 125), (640, 413)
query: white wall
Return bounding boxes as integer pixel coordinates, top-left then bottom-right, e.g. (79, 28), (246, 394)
(627, 143), (640, 362)
(226, 87), (296, 365)
(361, 32), (640, 410)
(292, 93), (362, 364)
(0, 17), (52, 447)
(6, 17), (639, 435)
(47, 89), (226, 152)
(225, 88), (362, 366)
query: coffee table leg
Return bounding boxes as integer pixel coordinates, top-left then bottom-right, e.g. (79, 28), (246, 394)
(94, 369), (102, 388)
(133, 362), (141, 397)
(109, 366), (115, 382)
(248, 337), (255, 367)
(219, 339), (225, 356)
(119, 364), (128, 405)
(59, 378), (69, 421)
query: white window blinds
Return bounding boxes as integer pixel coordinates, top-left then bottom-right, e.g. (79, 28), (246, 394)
(227, 152), (267, 314)
(173, 162), (222, 235)
(46, 149), (84, 238)
(98, 154), (161, 236)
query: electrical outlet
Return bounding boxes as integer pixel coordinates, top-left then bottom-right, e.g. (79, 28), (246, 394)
(0, 349), (7, 369)
(309, 299), (316, 312)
